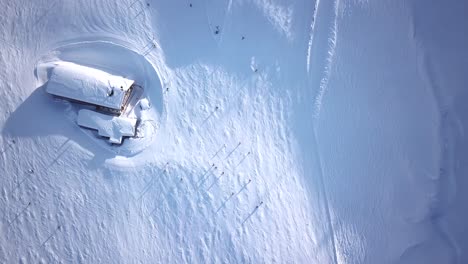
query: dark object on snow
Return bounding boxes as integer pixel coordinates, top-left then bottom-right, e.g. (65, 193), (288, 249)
(241, 36), (245, 40)
(214, 26), (220, 35)
(189, 3), (192, 7)
(108, 89), (114, 97)
(146, 3), (150, 7)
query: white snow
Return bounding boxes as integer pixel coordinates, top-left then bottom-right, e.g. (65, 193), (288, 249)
(139, 98), (150, 110)
(77, 109), (136, 144)
(46, 61), (134, 111)
(0, 0), (467, 263)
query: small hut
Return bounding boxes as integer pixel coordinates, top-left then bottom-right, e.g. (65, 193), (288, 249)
(46, 62), (134, 115)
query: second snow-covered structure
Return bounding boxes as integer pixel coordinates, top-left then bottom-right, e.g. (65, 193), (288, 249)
(46, 62), (134, 115)
(77, 109), (137, 144)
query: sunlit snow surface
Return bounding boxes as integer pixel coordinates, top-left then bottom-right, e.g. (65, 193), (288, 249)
(1, 0), (467, 263)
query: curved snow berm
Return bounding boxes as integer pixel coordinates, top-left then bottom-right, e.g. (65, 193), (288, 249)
(35, 40), (165, 157)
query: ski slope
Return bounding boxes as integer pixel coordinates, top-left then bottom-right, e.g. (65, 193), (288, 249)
(1, 0), (467, 263)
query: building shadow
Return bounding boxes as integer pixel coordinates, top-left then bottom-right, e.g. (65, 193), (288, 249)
(3, 85), (69, 138)
(2, 84), (115, 165)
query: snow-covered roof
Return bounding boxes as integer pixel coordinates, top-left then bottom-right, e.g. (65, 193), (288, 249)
(77, 109), (137, 144)
(46, 62), (134, 110)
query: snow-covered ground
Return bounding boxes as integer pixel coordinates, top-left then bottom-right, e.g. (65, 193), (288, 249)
(0, 0), (467, 263)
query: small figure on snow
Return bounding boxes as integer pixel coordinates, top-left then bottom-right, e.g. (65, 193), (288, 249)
(214, 26), (220, 35)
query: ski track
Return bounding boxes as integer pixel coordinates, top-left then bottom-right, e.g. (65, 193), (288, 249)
(203, 0), (232, 47)
(307, 0), (341, 263)
(306, 0), (320, 74)
(311, 0), (340, 120)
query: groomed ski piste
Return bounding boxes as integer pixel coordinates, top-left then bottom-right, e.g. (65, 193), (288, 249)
(1, 0), (467, 263)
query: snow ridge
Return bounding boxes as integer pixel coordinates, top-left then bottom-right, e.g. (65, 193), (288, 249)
(312, 0), (340, 119)
(415, 45), (460, 263)
(306, 0), (320, 74)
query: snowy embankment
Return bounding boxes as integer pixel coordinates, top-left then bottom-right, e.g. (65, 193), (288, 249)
(0, 0), (467, 263)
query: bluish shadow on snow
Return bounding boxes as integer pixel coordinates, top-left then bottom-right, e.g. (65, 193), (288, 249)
(2, 85), (72, 138)
(1, 85), (115, 164)
(150, 1), (308, 81)
(397, 221), (457, 264)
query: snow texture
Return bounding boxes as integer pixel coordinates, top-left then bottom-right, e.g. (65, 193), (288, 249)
(0, 0), (467, 263)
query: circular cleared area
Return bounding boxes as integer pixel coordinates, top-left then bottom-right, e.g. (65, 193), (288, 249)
(35, 40), (165, 156)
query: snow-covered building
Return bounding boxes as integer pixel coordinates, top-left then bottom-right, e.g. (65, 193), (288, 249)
(46, 62), (134, 115)
(77, 109), (137, 144)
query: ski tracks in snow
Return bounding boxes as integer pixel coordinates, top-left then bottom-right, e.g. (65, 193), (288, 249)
(307, 0), (340, 120)
(306, 0), (341, 263)
(203, 0), (233, 47)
